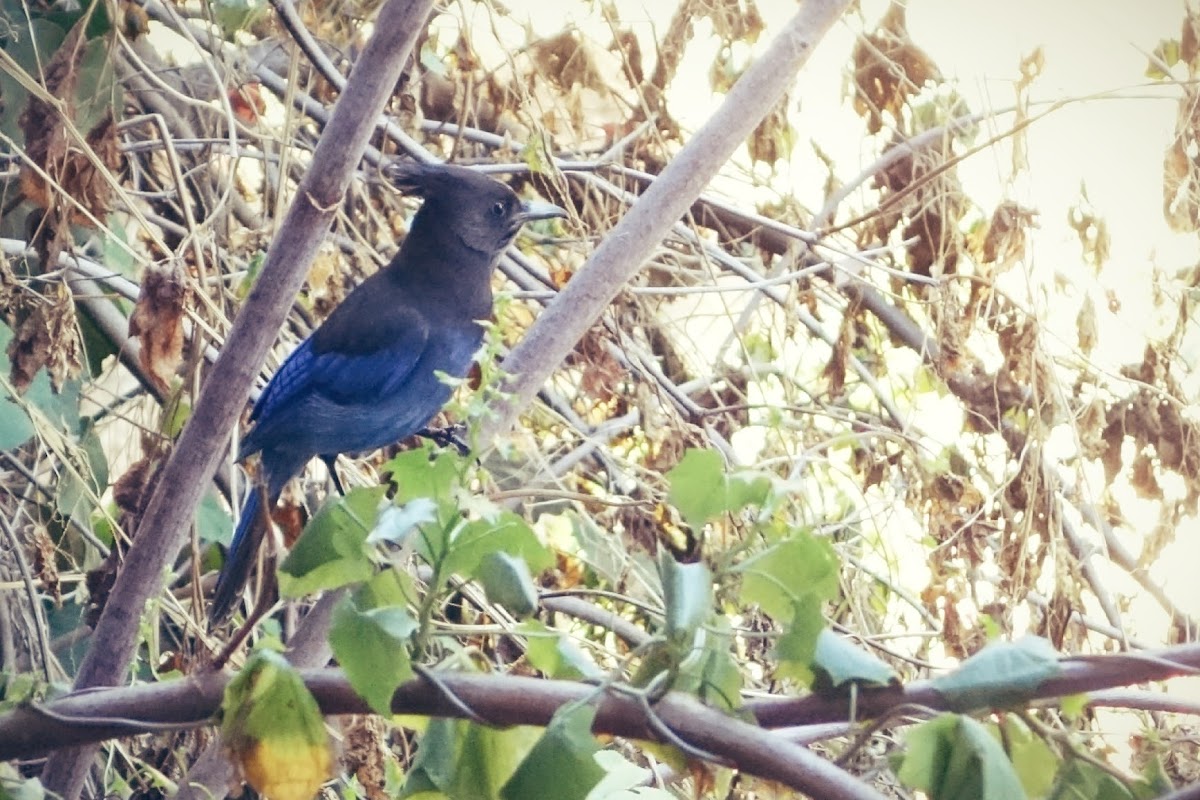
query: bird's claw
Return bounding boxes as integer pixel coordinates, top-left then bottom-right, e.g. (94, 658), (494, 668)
(418, 424), (471, 456)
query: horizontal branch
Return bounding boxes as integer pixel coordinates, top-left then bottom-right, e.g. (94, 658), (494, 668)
(6, 641), (1200, 794)
(748, 640), (1200, 727)
(4, 670), (884, 800)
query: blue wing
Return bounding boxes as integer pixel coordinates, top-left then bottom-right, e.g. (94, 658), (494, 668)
(241, 306), (431, 462)
(249, 337), (319, 424)
(249, 330), (428, 425)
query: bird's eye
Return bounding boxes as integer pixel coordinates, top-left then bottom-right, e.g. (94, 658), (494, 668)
(491, 200), (507, 217)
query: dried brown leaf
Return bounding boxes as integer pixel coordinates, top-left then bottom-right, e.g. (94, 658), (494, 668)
(1161, 134), (1200, 231)
(1076, 294), (1097, 355)
(6, 286), (83, 393)
(19, 22), (119, 222)
(127, 262), (188, 393)
(747, 94), (792, 167)
(981, 201), (1037, 270)
(852, 3), (940, 134)
(1183, 7), (1200, 70)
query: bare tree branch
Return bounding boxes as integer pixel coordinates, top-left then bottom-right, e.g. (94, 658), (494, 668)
(480, 0), (854, 443)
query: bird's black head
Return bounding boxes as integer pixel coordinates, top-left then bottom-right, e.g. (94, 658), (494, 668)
(384, 161), (566, 257)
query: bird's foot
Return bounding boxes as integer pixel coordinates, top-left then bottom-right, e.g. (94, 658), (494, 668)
(418, 424), (470, 456)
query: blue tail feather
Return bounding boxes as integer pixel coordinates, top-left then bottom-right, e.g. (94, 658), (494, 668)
(210, 488), (265, 625)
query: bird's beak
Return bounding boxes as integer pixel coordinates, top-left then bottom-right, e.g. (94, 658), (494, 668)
(517, 200), (568, 223)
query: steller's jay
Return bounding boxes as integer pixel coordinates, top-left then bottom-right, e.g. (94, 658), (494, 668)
(210, 162), (566, 623)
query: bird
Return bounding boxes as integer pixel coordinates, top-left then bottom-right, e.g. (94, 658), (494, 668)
(209, 161), (566, 624)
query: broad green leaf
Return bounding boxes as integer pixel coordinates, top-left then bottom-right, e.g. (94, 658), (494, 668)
(897, 714), (955, 792)
(502, 704), (605, 800)
(666, 449), (770, 530)
(660, 553), (711, 644)
(1059, 692), (1089, 721)
(212, 0), (266, 36)
(367, 497), (437, 545)
(932, 636), (1061, 712)
(519, 620), (602, 680)
(197, 490), (233, 545)
(0, 761), (44, 800)
(386, 446), (461, 518)
(0, 20), (65, 143)
(329, 595), (416, 716)
(898, 714), (1027, 800)
(1049, 759), (1136, 800)
(479, 552), (538, 618)
(520, 133), (555, 176)
(1147, 39), (1181, 79)
(402, 717), (542, 800)
(355, 567), (416, 610)
(440, 512), (552, 580)
(585, 751), (656, 800)
(809, 629), (896, 694)
(220, 650), (331, 800)
(77, 310), (117, 378)
(1001, 716), (1059, 799)
(278, 487), (385, 597)
(771, 596), (826, 684)
(55, 425), (107, 522)
(736, 531), (839, 622)
(673, 616), (742, 711)
(593, 790), (675, 800)
(0, 390), (35, 450)
(0, 324), (84, 449)
(400, 716), (459, 796)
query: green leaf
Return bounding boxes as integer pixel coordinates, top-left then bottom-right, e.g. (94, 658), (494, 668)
(0, 761), (44, 800)
(479, 552), (539, 618)
(502, 704), (605, 800)
(898, 714), (1027, 800)
(55, 425), (107, 522)
(1058, 692), (1089, 721)
(771, 595), (826, 684)
(220, 650), (332, 800)
(673, 616), (741, 711)
(366, 497), (437, 545)
(1001, 716), (1059, 799)
(0, 389), (35, 450)
(660, 553), (712, 644)
(402, 717), (542, 800)
(439, 511), (552, 581)
(0, 323), (84, 450)
(736, 530), (839, 622)
(666, 448), (770, 529)
(1147, 39), (1181, 79)
(809, 629), (896, 694)
(585, 751), (659, 800)
(386, 446), (461, 516)
(0, 20), (64, 143)
(237, 251), (266, 298)
(196, 489), (233, 545)
(211, 0), (266, 36)
(329, 595), (416, 716)
(519, 133), (555, 177)
(355, 567), (416, 610)
(76, 309), (118, 378)
(932, 636), (1061, 712)
(1049, 759), (1136, 800)
(278, 486), (385, 597)
(519, 620), (602, 680)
